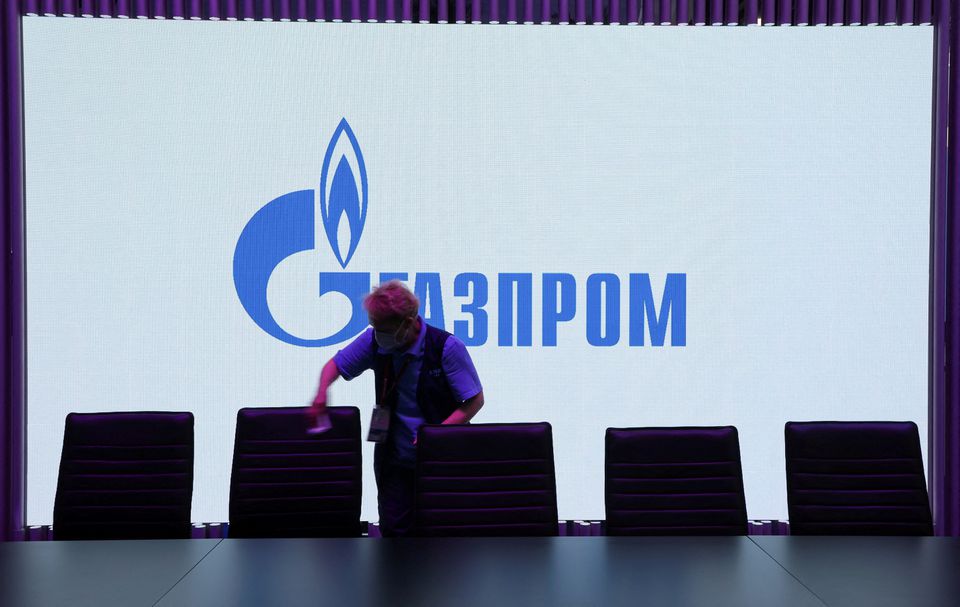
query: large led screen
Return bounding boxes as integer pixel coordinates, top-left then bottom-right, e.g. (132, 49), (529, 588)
(22, 18), (933, 524)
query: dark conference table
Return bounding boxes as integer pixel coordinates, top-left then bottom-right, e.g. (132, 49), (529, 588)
(2, 536), (960, 607)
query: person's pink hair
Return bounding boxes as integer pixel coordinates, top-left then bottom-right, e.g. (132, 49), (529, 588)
(363, 280), (420, 324)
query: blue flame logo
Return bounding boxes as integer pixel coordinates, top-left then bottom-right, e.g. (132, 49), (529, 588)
(233, 119), (371, 347)
(321, 119), (367, 269)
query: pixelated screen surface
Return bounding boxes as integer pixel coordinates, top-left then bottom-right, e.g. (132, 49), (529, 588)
(22, 18), (932, 524)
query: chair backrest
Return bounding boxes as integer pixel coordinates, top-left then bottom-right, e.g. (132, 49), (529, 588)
(53, 411), (194, 540)
(784, 421), (932, 536)
(605, 426), (748, 535)
(415, 422), (558, 537)
(229, 406), (362, 538)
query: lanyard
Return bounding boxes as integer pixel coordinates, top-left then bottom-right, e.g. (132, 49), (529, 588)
(379, 356), (412, 408)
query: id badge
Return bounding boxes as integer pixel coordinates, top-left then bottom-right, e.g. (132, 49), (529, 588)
(367, 407), (391, 443)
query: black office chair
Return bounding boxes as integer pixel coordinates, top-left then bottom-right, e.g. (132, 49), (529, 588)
(605, 426), (748, 535)
(229, 406), (363, 538)
(784, 421), (932, 535)
(415, 422), (559, 537)
(53, 411), (194, 540)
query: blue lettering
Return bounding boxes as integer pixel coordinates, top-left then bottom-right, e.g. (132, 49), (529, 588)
(453, 273), (488, 346)
(299, 269), (686, 349)
(542, 273), (576, 347)
(629, 273), (686, 346)
(498, 273), (533, 347)
(586, 273), (620, 347)
(378, 272), (408, 284)
(414, 272), (445, 330)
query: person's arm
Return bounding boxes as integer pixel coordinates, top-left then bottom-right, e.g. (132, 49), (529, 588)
(309, 328), (376, 420)
(442, 391), (484, 425)
(310, 358), (342, 416)
(437, 335), (484, 426)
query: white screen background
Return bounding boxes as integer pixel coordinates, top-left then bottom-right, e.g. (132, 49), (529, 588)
(23, 18), (932, 524)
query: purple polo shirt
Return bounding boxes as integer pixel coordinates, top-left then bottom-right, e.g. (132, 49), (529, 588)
(333, 317), (482, 463)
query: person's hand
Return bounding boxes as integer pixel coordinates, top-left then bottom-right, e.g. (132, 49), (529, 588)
(307, 392), (332, 435)
(309, 391), (328, 419)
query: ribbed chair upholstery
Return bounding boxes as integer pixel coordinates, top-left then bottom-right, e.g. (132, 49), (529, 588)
(229, 406), (362, 538)
(53, 411), (194, 540)
(415, 422), (558, 537)
(605, 426), (748, 536)
(785, 421), (932, 536)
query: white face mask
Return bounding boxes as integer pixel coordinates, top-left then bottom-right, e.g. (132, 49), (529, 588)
(374, 320), (410, 352)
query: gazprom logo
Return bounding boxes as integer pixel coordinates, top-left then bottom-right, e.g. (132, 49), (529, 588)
(320, 119), (367, 269)
(233, 118), (370, 347)
(234, 119), (687, 349)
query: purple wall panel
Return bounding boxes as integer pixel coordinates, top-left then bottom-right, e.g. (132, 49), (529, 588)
(241, 0), (256, 19)
(812, 0), (826, 24)
(1, 0), (24, 542)
(934, 0), (960, 537)
(795, 0), (809, 24)
(0, 0), (10, 542)
(829, 0), (844, 24)
(917, 0), (930, 24)
(8, 0), (24, 541)
(710, 0), (722, 23)
(691, 0), (705, 24)
(188, 0), (204, 19)
(761, 0), (774, 24)
(675, 0), (687, 23)
(778, 0), (791, 24)
(898, 0), (914, 24)
(847, 0), (860, 24)
(880, 0), (895, 24)
(930, 1), (949, 531)
(930, 0), (949, 534)
(641, 0), (654, 23)
(292, 0), (307, 20)
(224, 0), (239, 19)
(725, 0), (737, 24)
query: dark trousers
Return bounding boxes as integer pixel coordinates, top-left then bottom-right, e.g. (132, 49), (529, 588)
(375, 458), (416, 537)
